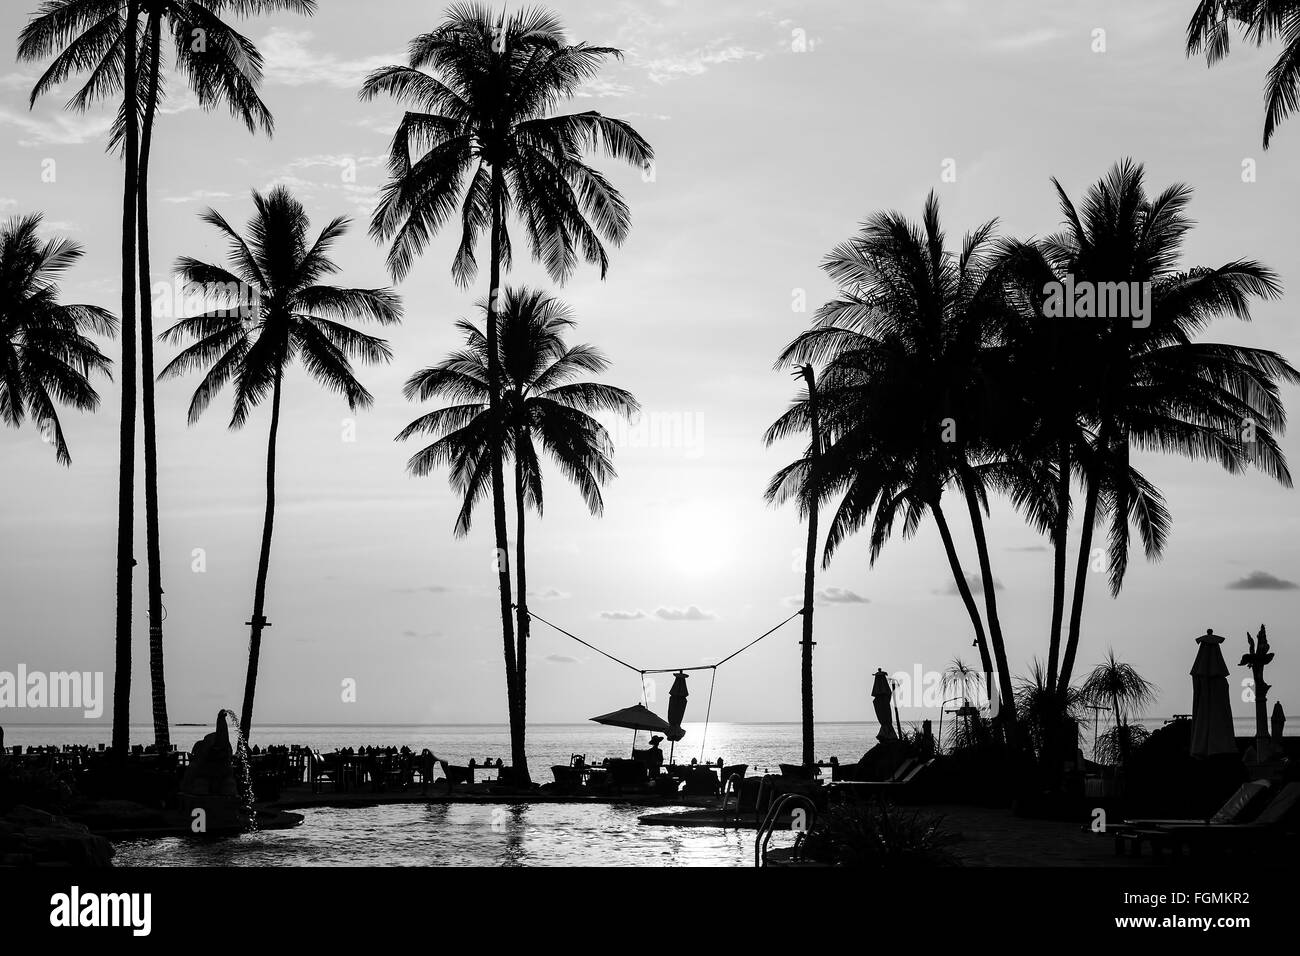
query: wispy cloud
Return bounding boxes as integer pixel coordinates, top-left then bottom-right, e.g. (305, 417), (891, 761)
(600, 609), (647, 621)
(655, 605), (716, 622)
(1226, 570), (1298, 591)
(401, 628), (444, 639)
(259, 30), (404, 89)
(644, 40), (764, 84)
(786, 587), (870, 607)
(0, 105), (114, 147)
(163, 189), (236, 205)
(938, 573), (1004, 596)
(546, 654), (579, 664)
(393, 584), (455, 594)
(529, 587), (571, 601)
(988, 28), (1063, 52)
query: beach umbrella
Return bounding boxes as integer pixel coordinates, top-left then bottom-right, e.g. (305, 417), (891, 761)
(1189, 629), (1237, 758)
(590, 703), (673, 755)
(871, 668), (898, 742)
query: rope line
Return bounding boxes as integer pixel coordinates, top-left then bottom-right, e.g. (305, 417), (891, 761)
(698, 667), (718, 761)
(522, 606), (804, 676)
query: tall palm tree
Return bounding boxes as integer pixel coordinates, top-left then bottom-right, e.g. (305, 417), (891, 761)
(1, 213), (116, 464)
(361, 4), (653, 782)
(398, 286), (637, 756)
(19, 0), (143, 758)
(763, 365), (826, 767)
(773, 194), (1026, 735)
(1187, 1), (1300, 147)
(1007, 161), (1298, 693)
(158, 187), (401, 737)
(19, 0), (314, 753)
(130, 0), (315, 752)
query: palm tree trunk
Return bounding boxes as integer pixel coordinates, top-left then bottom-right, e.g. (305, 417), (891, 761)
(960, 477), (1018, 733)
(486, 169), (527, 784)
(240, 369), (282, 740)
(138, 10), (169, 752)
(513, 437), (529, 755)
(1058, 475), (1100, 692)
(931, 502), (991, 674)
(798, 366), (820, 767)
(111, 0), (142, 762)
(1046, 441), (1071, 693)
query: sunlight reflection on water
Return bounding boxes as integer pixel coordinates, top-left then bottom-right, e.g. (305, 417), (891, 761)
(113, 802), (790, 867)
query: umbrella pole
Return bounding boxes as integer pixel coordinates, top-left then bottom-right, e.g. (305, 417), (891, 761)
(669, 739), (675, 766)
(632, 728), (637, 757)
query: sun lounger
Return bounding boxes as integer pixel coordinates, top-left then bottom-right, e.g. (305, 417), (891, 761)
(1115, 781), (1300, 858)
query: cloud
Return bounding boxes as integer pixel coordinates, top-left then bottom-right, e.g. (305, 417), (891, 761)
(546, 654), (579, 664)
(0, 106), (114, 147)
(654, 605), (716, 622)
(786, 587), (870, 607)
(576, 77), (636, 98)
(163, 189), (236, 205)
(401, 629), (444, 639)
(938, 573), (1004, 596)
(393, 584), (454, 594)
(644, 41), (764, 84)
(0, 72), (37, 91)
(529, 587), (570, 601)
(817, 587), (868, 604)
(1007, 545), (1049, 553)
(259, 30), (404, 89)
(988, 28), (1063, 52)
(600, 609), (646, 621)
(1226, 570), (1298, 591)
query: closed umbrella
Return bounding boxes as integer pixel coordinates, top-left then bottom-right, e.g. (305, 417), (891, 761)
(665, 672), (689, 763)
(872, 668), (898, 742)
(1190, 629), (1237, 758)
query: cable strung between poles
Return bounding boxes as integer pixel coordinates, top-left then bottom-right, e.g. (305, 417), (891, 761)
(521, 606), (805, 674)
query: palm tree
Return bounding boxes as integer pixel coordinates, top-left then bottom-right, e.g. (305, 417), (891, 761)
(361, 4), (653, 782)
(19, 0), (142, 759)
(1187, 1), (1300, 147)
(763, 365), (826, 767)
(18, 0), (314, 753)
(398, 286), (637, 756)
(1080, 650), (1156, 765)
(158, 187), (401, 737)
(1007, 161), (1298, 693)
(1, 213), (116, 464)
(773, 193), (1025, 735)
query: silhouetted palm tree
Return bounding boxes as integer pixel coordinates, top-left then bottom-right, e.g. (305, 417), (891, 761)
(361, 4), (653, 781)
(1080, 650), (1156, 765)
(159, 187), (401, 737)
(763, 365), (826, 767)
(773, 193), (1026, 734)
(18, 0), (314, 752)
(1, 213), (116, 464)
(1001, 161), (1298, 692)
(19, 0), (144, 759)
(1187, 1), (1300, 147)
(399, 286), (637, 742)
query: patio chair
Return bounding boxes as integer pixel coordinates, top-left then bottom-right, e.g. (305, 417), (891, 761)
(308, 749), (339, 794)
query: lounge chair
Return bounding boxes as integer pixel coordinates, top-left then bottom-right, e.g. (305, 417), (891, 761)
(1124, 782), (1300, 859)
(307, 749), (339, 794)
(1112, 780), (1273, 856)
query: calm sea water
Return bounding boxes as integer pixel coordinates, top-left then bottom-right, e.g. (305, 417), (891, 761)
(6, 721), (890, 775)
(9, 718), (1262, 867)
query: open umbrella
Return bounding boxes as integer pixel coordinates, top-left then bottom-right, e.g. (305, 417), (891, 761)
(1190, 629), (1236, 758)
(590, 703), (672, 755)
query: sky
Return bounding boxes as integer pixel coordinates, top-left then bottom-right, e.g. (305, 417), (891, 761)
(1, 0), (1298, 737)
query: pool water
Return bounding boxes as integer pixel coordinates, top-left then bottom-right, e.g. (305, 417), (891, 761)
(112, 803), (792, 867)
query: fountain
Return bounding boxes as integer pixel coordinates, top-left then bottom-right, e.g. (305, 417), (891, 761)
(178, 709), (258, 834)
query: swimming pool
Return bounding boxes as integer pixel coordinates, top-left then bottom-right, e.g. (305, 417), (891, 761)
(111, 803), (791, 867)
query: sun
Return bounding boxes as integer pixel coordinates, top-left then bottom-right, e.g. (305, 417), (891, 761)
(655, 502), (735, 577)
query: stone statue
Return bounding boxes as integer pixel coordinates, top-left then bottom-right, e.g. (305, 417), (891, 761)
(1239, 625), (1282, 764)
